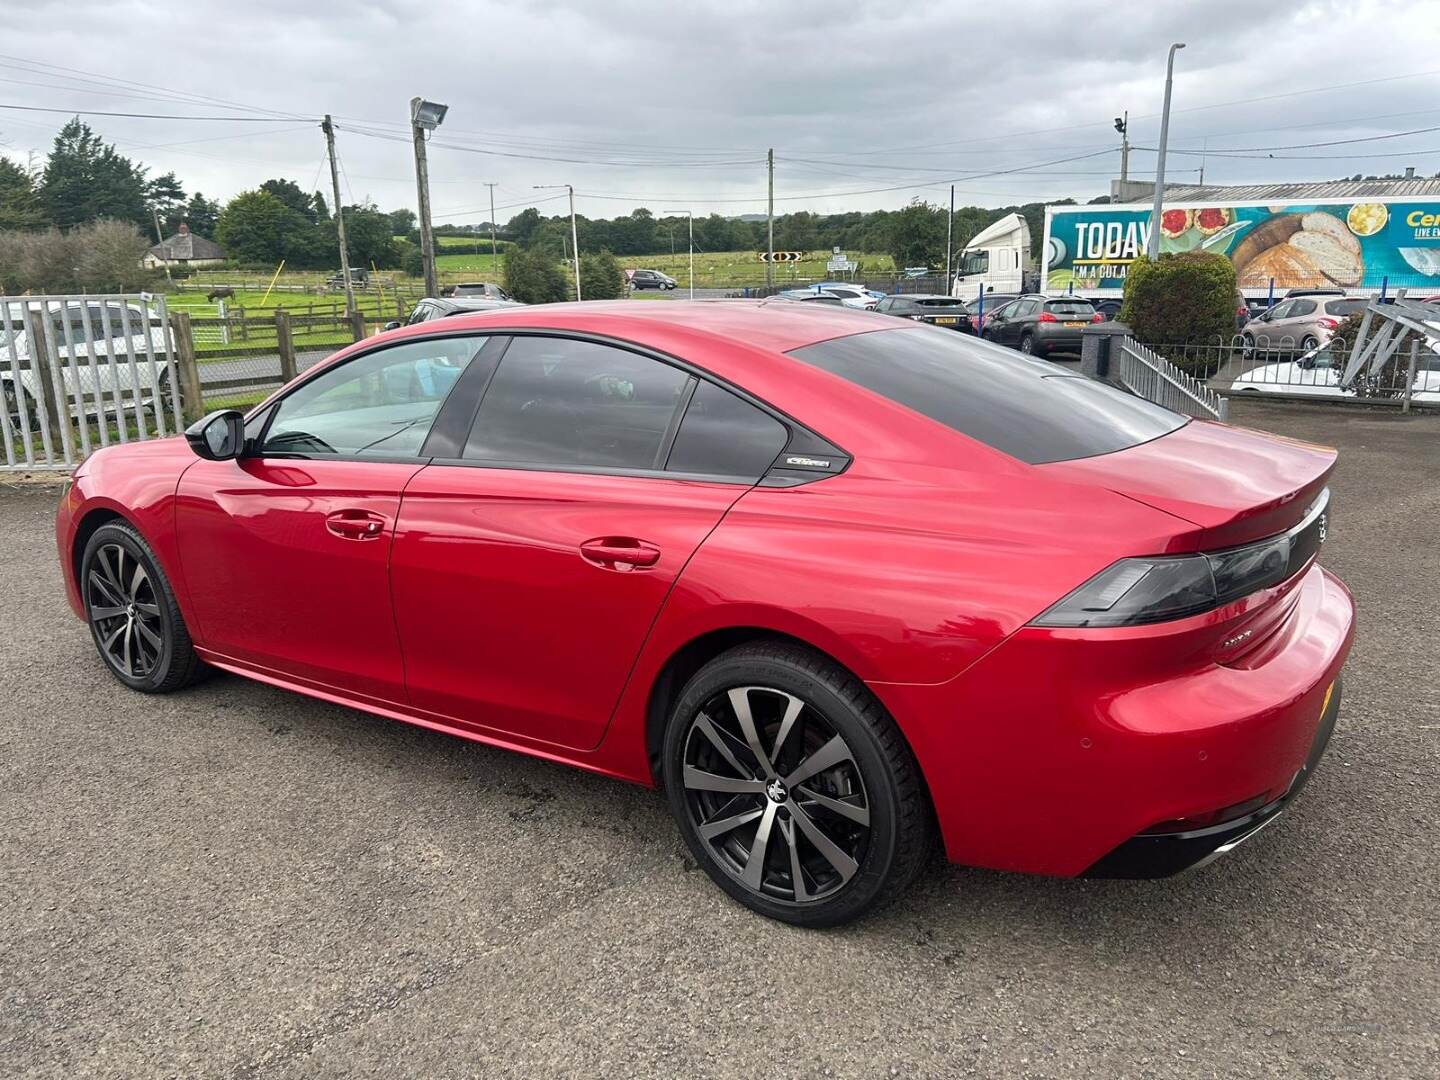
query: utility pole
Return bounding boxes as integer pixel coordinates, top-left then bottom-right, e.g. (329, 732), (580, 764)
(409, 97), (450, 299)
(322, 115), (355, 317)
(945, 184), (954, 287)
(150, 207), (172, 284)
(1115, 112), (1130, 182)
(484, 181), (499, 263)
(534, 184), (581, 299)
(1146, 44), (1185, 258)
(664, 210), (694, 300)
(766, 148), (775, 289)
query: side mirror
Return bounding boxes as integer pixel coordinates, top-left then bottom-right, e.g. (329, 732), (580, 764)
(185, 410), (245, 461)
(383, 320), (402, 331)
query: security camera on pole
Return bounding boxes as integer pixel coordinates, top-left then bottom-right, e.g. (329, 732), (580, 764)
(409, 97), (449, 298)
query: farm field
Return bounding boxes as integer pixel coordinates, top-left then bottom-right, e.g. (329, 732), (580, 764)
(431, 248), (896, 287)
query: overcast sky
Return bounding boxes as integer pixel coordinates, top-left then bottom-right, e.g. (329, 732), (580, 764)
(3, 0), (1439, 226)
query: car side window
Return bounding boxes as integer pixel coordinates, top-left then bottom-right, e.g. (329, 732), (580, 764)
(407, 303), (431, 326)
(262, 336), (482, 458)
(666, 380), (788, 480)
(1267, 301), (1292, 320)
(463, 336), (691, 470)
(1289, 300), (1317, 317)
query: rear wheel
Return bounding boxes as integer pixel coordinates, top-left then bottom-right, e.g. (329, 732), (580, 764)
(1019, 332), (1037, 355)
(663, 642), (933, 927)
(81, 521), (207, 693)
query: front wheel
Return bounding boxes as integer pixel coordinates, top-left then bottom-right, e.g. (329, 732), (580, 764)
(663, 642), (933, 927)
(1301, 335), (1320, 352)
(81, 521), (207, 693)
(1242, 333), (1257, 359)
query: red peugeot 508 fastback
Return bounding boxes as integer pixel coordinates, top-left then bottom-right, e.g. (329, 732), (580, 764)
(56, 301), (1353, 926)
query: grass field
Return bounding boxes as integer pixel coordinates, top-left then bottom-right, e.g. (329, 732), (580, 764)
(432, 248), (895, 286)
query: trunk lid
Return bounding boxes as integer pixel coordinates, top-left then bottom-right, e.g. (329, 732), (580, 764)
(1039, 419), (1335, 550)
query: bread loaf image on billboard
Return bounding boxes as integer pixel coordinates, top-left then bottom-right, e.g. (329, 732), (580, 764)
(1233, 211), (1364, 288)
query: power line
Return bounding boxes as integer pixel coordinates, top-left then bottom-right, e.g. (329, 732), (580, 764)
(0, 102), (307, 121)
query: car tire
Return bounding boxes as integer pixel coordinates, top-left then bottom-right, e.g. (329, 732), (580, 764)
(1242, 333), (1257, 359)
(663, 641), (933, 927)
(1019, 332), (1037, 355)
(1301, 335), (1320, 352)
(81, 521), (208, 694)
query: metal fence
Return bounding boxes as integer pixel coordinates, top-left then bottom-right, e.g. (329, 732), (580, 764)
(3, 293), (181, 471)
(1113, 338), (1230, 420)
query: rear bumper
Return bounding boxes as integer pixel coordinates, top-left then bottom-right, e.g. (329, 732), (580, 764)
(1083, 676), (1341, 877)
(870, 562), (1355, 877)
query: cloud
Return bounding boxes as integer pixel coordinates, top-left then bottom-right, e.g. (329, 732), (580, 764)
(2, 0), (1438, 224)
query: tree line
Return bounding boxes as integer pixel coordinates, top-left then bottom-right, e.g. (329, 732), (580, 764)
(0, 115), (1082, 291)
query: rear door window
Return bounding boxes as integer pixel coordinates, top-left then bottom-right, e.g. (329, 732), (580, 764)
(463, 336), (691, 470)
(788, 326), (1185, 464)
(666, 380), (788, 480)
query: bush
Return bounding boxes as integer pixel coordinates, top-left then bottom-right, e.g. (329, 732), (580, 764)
(395, 239), (422, 279)
(503, 247), (570, 304)
(0, 219), (156, 294)
(579, 250), (625, 300)
(1323, 308), (1420, 399)
(1119, 251), (1237, 364)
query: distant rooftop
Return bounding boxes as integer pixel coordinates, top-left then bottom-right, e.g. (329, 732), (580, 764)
(1111, 175), (1440, 203)
(147, 223), (224, 262)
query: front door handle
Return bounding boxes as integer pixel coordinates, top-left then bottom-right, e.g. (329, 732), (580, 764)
(580, 537), (661, 571)
(325, 509), (386, 540)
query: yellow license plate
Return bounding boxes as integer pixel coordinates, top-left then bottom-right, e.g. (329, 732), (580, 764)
(932, 316), (957, 324)
(1063, 320), (1086, 328)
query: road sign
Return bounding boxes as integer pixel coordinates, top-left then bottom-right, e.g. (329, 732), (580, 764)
(758, 251), (804, 263)
(826, 250), (857, 272)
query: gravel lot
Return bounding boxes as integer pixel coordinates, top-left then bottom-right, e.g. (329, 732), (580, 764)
(2, 400), (1436, 1079)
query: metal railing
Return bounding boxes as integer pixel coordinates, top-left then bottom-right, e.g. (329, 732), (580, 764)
(1113, 338), (1229, 420)
(3, 293), (179, 471)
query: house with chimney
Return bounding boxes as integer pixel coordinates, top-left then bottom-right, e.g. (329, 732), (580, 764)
(143, 223), (225, 269)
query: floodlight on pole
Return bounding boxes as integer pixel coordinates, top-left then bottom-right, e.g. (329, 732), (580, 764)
(409, 96), (449, 298)
(534, 184), (581, 300)
(661, 210), (694, 300)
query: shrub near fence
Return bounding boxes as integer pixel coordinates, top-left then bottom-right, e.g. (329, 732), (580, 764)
(1119, 253), (1238, 372)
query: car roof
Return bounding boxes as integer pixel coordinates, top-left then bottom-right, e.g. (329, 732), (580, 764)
(891, 294), (957, 301)
(426, 297), (523, 312)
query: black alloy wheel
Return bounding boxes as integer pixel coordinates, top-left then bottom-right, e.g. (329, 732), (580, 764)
(82, 521), (206, 693)
(665, 642), (932, 927)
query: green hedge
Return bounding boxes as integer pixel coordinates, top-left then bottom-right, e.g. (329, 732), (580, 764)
(1119, 252), (1237, 363)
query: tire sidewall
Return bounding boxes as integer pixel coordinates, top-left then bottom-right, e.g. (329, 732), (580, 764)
(662, 651), (904, 927)
(81, 523), (179, 692)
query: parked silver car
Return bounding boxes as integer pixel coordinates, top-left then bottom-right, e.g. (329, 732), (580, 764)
(1241, 294), (1368, 355)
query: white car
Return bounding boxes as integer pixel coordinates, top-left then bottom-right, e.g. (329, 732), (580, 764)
(3, 300), (176, 429)
(1230, 339), (1440, 402)
(812, 284), (880, 310)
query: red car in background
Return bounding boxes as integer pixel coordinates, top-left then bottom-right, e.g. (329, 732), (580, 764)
(56, 301), (1353, 926)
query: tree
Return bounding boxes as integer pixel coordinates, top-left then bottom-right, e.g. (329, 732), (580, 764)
(777, 211), (818, 252)
(0, 157), (45, 230)
(40, 118), (149, 228)
(579, 250), (625, 300)
(506, 207), (544, 248)
(887, 199), (945, 270)
(0, 220), (154, 293)
(503, 247), (569, 303)
(259, 178), (321, 223)
(183, 193), (220, 237)
(386, 208), (417, 235)
(336, 202), (399, 269)
(216, 189), (301, 266)
(146, 171), (186, 233)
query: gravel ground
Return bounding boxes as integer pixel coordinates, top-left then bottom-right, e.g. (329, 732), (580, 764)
(1, 399), (1436, 1079)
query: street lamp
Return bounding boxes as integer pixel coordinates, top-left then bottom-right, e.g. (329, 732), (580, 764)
(662, 209), (694, 299)
(534, 184), (581, 300)
(410, 96), (449, 298)
(1146, 43), (1185, 258)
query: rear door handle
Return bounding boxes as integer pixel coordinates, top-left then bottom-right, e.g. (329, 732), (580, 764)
(580, 537), (661, 571)
(325, 509), (387, 540)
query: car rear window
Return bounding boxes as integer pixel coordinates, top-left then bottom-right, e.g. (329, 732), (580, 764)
(1043, 300), (1096, 316)
(913, 297), (963, 308)
(1326, 298), (1366, 316)
(787, 327), (1186, 464)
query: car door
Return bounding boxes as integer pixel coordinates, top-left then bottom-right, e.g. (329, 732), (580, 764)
(1283, 299), (1319, 346)
(174, 333), (487, 703)
(389, 333), (792, 751)
(1253, 300), (1291, 349)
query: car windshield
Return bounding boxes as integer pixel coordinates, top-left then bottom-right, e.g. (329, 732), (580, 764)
(788, 326), (1186, 465)
(957, 250), (989, 275)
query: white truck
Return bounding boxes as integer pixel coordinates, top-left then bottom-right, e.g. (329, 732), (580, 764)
(950, 213), (1037, 300)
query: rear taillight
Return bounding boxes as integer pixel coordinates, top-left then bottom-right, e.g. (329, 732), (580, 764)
(1091, 312), (1104, 323)
(1037, 311), (1057, 323)
(1031, 491), (1328, 628)
(1319, 317), (1339, 329)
